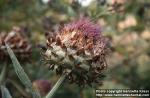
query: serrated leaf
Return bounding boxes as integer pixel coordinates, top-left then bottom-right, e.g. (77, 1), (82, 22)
(5, 44), (41, 98)
(1, 86), (12, 98)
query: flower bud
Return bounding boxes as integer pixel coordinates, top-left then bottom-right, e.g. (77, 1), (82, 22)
(33, 79), (51, 96)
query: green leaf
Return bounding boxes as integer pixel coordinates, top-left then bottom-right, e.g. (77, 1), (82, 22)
(5, 44), (41, 98)
(1, 86), (12, 98)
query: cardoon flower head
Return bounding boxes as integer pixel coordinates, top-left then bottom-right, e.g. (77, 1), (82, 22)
(44, 17), (109, 87)
(0, 27), (32, 62)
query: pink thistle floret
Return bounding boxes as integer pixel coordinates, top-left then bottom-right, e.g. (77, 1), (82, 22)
(63, 17), (102, 39)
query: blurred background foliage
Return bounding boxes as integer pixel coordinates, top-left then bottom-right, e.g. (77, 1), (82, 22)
(0, 0), (150, 98)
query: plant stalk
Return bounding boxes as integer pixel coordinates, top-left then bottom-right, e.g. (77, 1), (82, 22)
(0, 64), (7, 85)
(79, 88), (84, 98)
(45, 73), (67, 98)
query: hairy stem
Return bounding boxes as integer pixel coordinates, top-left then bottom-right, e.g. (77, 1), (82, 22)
(45, 73), (67, 98)
(79, 88), (84, 98)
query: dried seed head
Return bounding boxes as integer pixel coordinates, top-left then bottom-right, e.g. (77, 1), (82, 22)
(44, 17), (110, 87)
(0, 27), (32, 62)
(33, 79), (51, 96)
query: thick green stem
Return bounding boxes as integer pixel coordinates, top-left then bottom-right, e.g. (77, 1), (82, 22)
(45, 73), (67, 98)
(79, 88), (84, 98)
